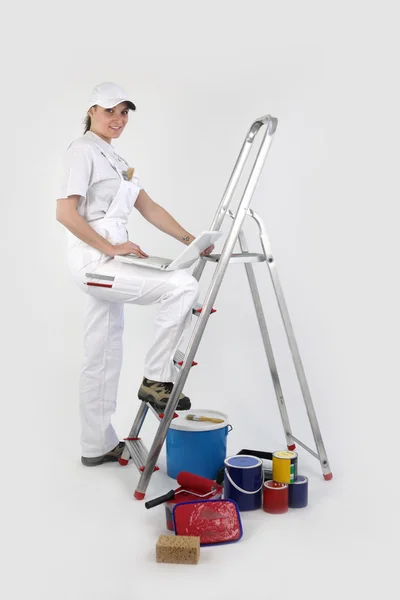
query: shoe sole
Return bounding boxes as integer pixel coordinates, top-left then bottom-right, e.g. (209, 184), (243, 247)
(139, 393), (191, 411)
(81, 455), (121, 467)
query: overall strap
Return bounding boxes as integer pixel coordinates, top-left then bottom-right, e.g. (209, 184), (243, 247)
(92, 142), (124, 181)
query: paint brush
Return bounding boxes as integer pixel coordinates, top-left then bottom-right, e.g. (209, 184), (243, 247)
(186, 414), (224, 424)
(122, 167), (135, 181)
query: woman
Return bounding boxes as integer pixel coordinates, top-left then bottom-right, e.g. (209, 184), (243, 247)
(56, 82), (214, 467)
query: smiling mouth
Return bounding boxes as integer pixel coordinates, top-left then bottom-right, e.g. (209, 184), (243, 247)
(110, 126), (121, 130)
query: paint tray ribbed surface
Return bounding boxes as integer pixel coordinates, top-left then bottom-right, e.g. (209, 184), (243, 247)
(172, 499), (243, 545)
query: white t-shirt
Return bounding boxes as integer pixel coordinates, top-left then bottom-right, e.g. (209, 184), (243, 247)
(58, 130), (142, 223)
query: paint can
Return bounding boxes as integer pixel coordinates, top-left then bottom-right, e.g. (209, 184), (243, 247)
(263, 481), (289, 514)
(288, 475), (308, 508)
(223, 455), (263, 511)
(166, 410), (231, 480)
(272, 450), (298, 484)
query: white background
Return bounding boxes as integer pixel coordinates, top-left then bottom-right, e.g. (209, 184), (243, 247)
(3, 1), (399, 598)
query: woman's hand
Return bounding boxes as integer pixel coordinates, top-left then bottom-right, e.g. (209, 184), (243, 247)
(111, 242), (149, 258)
(200, 244), (214, 257)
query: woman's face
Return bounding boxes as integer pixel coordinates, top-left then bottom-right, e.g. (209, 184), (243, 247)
(88, 102), (130, 142)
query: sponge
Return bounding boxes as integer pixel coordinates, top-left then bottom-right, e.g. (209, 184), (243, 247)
(156, 535), (200, 564)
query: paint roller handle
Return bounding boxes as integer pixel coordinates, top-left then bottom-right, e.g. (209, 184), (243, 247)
(145, 489), (175, 509)
(237, 449), (273, 461)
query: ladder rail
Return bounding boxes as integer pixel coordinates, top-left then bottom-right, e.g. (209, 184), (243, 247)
(234, 220), (295, 450)
(192, 115), (276, 283)
(134, 116), (278, 498)
(249, 208), (332, 478)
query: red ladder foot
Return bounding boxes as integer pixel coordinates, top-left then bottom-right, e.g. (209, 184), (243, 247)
(139, 465), (159, 472)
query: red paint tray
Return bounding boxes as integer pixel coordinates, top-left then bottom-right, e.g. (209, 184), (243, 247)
(172, 499), (243, 546)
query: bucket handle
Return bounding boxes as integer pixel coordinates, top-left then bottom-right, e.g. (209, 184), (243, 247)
(224, 468), (264, 495)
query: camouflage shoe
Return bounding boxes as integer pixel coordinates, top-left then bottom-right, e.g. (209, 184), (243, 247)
(138, 377), (191, 411)
(81, 441), (125, 467)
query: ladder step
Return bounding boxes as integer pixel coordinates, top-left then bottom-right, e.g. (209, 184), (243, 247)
(171, 303), (217, 368)
(119, 403), (178, 467)
(124, 437), (159, 473)
(173, 349), (198, 368)
(203, 252), (266, 264)
(192, 302), (217, 316)
(147, 402), (179, 421)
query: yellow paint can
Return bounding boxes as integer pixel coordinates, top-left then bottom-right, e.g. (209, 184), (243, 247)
(272, 450), (298, 484)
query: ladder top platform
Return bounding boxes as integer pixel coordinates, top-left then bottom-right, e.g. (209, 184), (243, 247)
(203, 252), (266, 264)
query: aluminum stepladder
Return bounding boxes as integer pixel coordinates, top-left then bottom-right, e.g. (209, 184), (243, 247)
(118, 114), (333, 500)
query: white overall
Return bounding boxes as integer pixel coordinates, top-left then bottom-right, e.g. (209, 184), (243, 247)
(68, 143), (199, 458)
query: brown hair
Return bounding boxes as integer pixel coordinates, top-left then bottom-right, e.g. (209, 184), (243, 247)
(83, 107), (94, 134)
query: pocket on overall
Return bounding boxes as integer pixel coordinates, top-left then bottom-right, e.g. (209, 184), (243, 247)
(68, 240), (107, 274)
(98, 225), (128, 245)
(112, 274), (145, 298)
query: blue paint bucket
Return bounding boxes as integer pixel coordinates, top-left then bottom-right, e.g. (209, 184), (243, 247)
(223, 455), (263, 511)
(166, 410), (231, 480)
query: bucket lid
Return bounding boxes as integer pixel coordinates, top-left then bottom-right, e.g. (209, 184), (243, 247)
(169, 409), (228, 432)
(224, 455), (262, 469)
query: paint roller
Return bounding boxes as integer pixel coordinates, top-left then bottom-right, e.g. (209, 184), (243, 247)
(145, 471), (217, 509)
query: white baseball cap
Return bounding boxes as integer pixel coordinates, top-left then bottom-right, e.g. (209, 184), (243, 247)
(87, 82), (136, 112)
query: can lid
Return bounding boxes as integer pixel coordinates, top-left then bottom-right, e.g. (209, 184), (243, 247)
(264, 481), (288, 490)
(168, 409), (228, 432)
(224, 455), (262, 469)
(273, 450), (297, 459)
(293, 475), (308, 484)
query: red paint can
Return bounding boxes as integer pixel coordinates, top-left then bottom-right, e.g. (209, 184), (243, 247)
(263, 481), (289, 514)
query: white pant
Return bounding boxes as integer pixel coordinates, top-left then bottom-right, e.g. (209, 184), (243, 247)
(75, 260), (200, 458)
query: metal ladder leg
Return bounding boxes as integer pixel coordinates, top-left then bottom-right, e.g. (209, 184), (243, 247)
(250, 209), (333, 480)
(234, 223), (296, 450)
